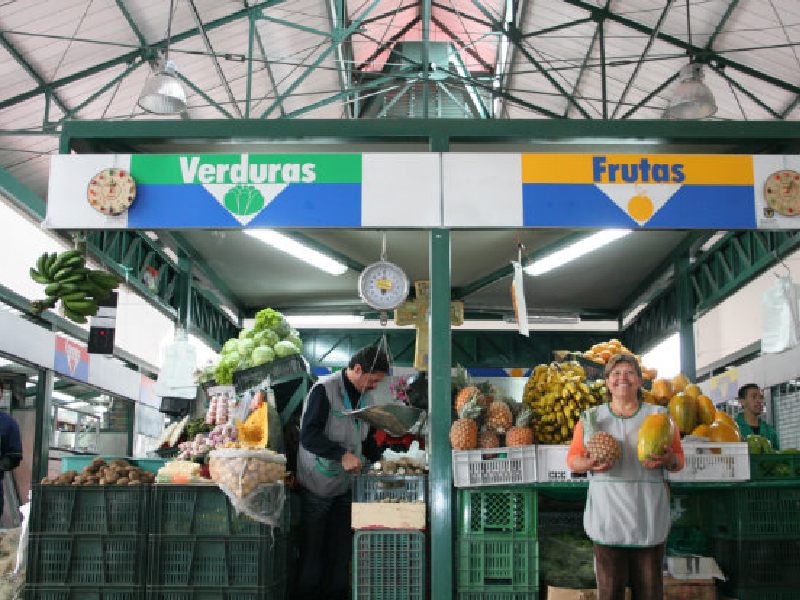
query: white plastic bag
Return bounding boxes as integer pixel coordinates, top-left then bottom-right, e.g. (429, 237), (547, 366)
(761, 273), (800, 353)
(12, 501), (29, 575)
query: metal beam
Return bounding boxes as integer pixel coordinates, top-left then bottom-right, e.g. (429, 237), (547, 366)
(324, 0), (351, 118)
(260, 0), (381, 118)
(469, 0), (593, 119)
(58, 59), (145, 123)
(252, 13), (287, 118)
(619, 71), (679, 119)
(0, 163), (46, 221)
(561, 0), (800, 98)
(711, 64), (782, 119)
(187, 0), (243, 118)
(175, 72), (235, 118)
(422, 0), (432, 119)
(523, 17), (593, 38)
(0, 30), (71, 116)
(114, 0), (147, 47)
(0, 0), (287, 112)
(431, 15), (493, 72)
(564, 17), (600, 118)
(610, 0), (674, 119)
(599, 15), (607, 119)
(431, 1), (492, 28)
(705, 0), (742, 51)
(354, 16), (420, 73)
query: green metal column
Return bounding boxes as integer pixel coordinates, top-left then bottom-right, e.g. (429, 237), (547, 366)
(126, 398), (135, 457)
(430, 226), (453, 599)
(178, 253), (193, 330)
(31, 369), (54, 482)
(675, 255), (696, 380)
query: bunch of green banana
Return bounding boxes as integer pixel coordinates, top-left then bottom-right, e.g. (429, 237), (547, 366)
(29, 250), (119, 324)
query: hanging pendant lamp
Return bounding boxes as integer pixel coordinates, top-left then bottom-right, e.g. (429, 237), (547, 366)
(137, 0), (187, 115)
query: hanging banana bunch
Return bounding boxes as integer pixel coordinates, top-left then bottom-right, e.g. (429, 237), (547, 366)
(29, 250), (119, 324)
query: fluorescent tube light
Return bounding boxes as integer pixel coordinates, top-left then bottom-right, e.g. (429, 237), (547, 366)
(524, 230), (631, 276)
(244, 230), (348, 276)
(503, 314), (580, 325)
(68, 401), (89, 409)
(286, 314), (365, 327)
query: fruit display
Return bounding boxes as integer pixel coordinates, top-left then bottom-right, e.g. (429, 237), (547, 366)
(40, 457), (156, 486)
(668, 393), (697, 435)
(176, 423), (238, 461)
(449, 395), (481, 450)
(29, 249), (120, 324)
(578, 338), (657, 380)
(637, 412), (675, 463)
(746, 434), (774, 454)
(208, 446), (287, 498)
(583, 408), (621, 467)
(505, 408), (535, 447)
(522, 362), (606, 444)
(367, 457), (427, 475)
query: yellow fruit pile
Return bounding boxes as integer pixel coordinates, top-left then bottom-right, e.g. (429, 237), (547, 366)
(522, 362), (606, 444)
(580, 339), (657, 380)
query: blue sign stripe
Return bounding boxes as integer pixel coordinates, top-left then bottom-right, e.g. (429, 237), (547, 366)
(523, 184), (637, 227)
(249, 183), (361, 227)
(645, 185), (756, 228)
(129, 184), (240, 227)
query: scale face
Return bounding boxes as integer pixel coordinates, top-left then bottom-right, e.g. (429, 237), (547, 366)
(358, 261), (410, 311)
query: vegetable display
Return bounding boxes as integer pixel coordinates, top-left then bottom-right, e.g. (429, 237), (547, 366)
(212, 307), (303, 384)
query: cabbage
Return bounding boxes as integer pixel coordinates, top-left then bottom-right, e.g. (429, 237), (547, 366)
(239, 327), (256, 340)
(274, 340), (300, 358)
(285, 334), (303, 352)
(238, 338), (256, 357)
(272, 317), (292, 338)
(255, 308), (284, 331)
(221, 351), (241, 367)
(252, 345), (275, 366)
(254, 330), (279, 348)
(222, 339), (239, 354)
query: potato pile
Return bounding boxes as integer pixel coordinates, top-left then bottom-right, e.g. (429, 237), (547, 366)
(368, 457), (427, 475)
(208, 448), (286, 498)
(41, 457), (156, 486)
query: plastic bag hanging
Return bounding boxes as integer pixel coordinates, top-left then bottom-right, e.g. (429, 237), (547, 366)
(761, 272), (800, 353)
(155, 326), (198, 399)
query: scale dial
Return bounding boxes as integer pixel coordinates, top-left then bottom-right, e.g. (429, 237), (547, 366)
(764, 169), (800, 216)
(358, 261), (410, 311)
(86, 168), (137, 216)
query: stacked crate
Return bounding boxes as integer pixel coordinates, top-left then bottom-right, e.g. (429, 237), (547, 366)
(351, 474), (427, 600)
(456, 487), (539, 600)
(710, 486), (800, 600)
(146, 485), (287, 600)
(25, 484), (150, 600)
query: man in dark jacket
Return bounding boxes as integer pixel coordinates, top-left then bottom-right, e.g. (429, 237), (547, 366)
(0, 410), (22, 518)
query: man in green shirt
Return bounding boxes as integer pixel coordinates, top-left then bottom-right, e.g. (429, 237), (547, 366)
(734, 383), (780, 451)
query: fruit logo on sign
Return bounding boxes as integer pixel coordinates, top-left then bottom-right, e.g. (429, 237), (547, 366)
(65, 340), (82, 375)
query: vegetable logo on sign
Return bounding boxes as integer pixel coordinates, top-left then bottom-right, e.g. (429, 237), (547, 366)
(224, 185), (266, 217)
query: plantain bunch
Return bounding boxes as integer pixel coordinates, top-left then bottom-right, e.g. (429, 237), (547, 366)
(29, 250), (119, 324)
(522, 361), (607, 444)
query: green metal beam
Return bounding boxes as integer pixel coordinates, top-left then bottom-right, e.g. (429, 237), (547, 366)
(355, 16), (420, 73)
(422, 0), (432, 119)
(523, 18), (593, 38)
(58, 59), (145, 123)
(0, 31), (71, 116)
(431, 1), (492, 28)
(598, 16), (607, 119)
(359, 2), (417, 27)
(675, 255), (696, 379)
(0, 163), (46, 221)
(564, 16), (600, 118)
(176, 73), (235, 119)
(114, 0), (147, 47)
(610, 0), (675, 119)
(32, 369), (53, 483)
(0, 0), (287, 112)
(324, 0), (350, 118)
(705, 0), (742, 51)
(260, 0), (381, 118)
(246, 14), (255, 119)
(251, 12), (287, 118)
(452, 232), (596, 300)
(710, 64), (782, 120)
(60, 118), (800, 149)
(619, 72), (679, 119)
(561, 0), (800, 98)
(432, 15), (493, 73)
(469, 0), (593, 119)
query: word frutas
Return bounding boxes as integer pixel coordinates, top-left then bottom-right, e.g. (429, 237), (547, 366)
(592, 157), (685, 183)
(180, 155), (316, 184)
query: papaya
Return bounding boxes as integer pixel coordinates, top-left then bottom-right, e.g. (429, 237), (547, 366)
(652, 379), (673, 402)
(708, 421), (742, 443)
(671, 374), (690, 394)
(684, 384), (702, 399)
(637, 412), (675, 463)
(713, 411), (739, 432)
(641, 389), (657, 405)
(692, 424), (711, 438)
(668, 392), (697, 435)
(696, 395), (715, 427)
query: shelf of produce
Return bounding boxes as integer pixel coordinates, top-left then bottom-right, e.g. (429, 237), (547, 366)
(749, 453), (800, 480)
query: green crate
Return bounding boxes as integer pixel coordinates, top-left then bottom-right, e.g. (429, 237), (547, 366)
(150, 485), (272, 536)
(456, 536), (538, 591)
(145, 585), (284, 600)
(147, 535), (286, 587)
(459, 488), (537, 535)
(30, 484), (149, 535)
(711, 487), (800, 539)
(26, 534), (146, 586)
(721, 588), (800, 600)
(353, 530), (425, 600)
(750, 454), (800, 480)
(60, 456), (166, 474)
(25, 586), (142, 600)
(714, 538), (800, 589)
(456, 593), (539, 600)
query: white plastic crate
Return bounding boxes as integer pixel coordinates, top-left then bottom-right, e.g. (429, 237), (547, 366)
(452, 445), (536, 487)
(535, 445), (589, 483)
(667, 442), (750, 482)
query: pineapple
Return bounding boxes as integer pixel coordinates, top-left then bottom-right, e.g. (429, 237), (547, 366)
(477, 431), (501, 449)
(582, 409), (621, 466)
(455, 386), (483, 415)
(450, 396), (482, 450)
(485, 400), (513, 434)
(506, 407), (534, 447)
(476, 380), (497, 405)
